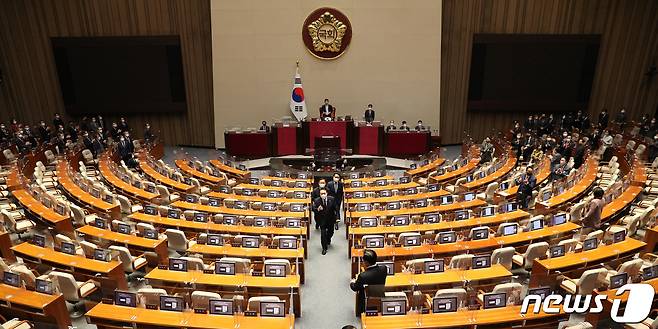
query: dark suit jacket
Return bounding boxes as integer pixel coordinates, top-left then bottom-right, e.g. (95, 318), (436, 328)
(311, 187), (321, 201)
(364, 109), (375, 122)
(319, 104), (335, 119)
(350, 265), (388, 315)
(312, 195), (337, 228)
(327, 180), (344, 202)
(516, 173), (536, 196)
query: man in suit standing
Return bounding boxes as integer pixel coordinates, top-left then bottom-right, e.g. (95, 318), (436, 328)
(311, 179), (326, 229)
(319, 99), (335, 121)
(515, 166), (536, 210)
(312, 188), (337, 255)
(599, 109), (609, 128)
(364, 104), (375, 124)
(350, 249), (387, 316)
(327, 173), (344, 230)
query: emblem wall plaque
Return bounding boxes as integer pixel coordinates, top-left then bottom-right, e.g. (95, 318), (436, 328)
(302, 8), (352, 60)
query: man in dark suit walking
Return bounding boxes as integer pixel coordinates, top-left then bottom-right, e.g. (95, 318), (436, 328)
(350, 249), (387, 316)
(312, 188), (337, 255)
(327, 173), (344, 230)
(311, 179), (326, 230)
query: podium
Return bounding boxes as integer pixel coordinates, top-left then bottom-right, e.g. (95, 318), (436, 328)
(354, 121), (383, 155)
(224, 130), (272, 158)
(272, 122), (300, 156)
(303, 119), (353, 150)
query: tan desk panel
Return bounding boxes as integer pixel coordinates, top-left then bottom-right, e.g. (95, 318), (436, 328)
(534, 238), (646, 271)
(536, 159), (597, 212)
(405, 158), (446, 177)
(461, 156), (516, 190)
(56, 161), (120, 219)
(348, 199), (488, 218)
(361, 305), (564, 329)
(171, 201), (308, 218)
(175, 159), (225, 184)
(381, 264), (512, 288)
(207, 191), (309, 205)
(145, 268), (300, 289)
(11, 242), (127, 289)
(12, 189), (72, 232)
(129, 212), (307, 237)
(345, 190), (450, 205)
(600, 186), (643, 222)
(237, 183), (310, 192)
(261, 175), (313, 183)
(209, 159), (250, 178)
(495, 157), (551, 200)
(76, 225), (168, 263)
(98, 155), (158, 201)
(344, 175), (394, 184)
(352, 222), (580, 258)
(429, 158), (480, 184)
(0, 284), (71, 329)
(138, 153), (195, 192)
(349, 210), (530, 237)
(86, 303), (294, 329)
(188, 244), (304, 259)
(344, 182), (419, 193)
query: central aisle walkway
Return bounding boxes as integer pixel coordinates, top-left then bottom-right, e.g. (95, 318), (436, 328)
(296, 219), (359, 329)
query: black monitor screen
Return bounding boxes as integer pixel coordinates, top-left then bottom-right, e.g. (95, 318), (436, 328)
(278, 238), (297, 249)
(169, 258), (188, 272)
(472, 228), (489, 240)
(3, 272), (20, 287)
(61, 242), (76, 255)
(643, 265), (658, 281)
(472, 255), (491, 269)
(424, 260), (444, 273)
(52, 36), (187, 115)
(160, 296), (185, 312)
(36, 279), (53, 294)
(438, 232), (456, 244)
(209, 299), (233, 315)
(144, 205), (158, 215)
(167, 209), (180, 219)
(402, 235), (421, 247)
(552, 214), (567, 226)
(242, 237), (259, 248)
(117, 223), (131, 234)
(94, 249), (109, 261)
(527, 287), (552, 301)
(610, 273), (628, 289)
(215, 261), (236, 275)
(483, 292), (506, 309)
(550, 245), (565, 258)
(364, 237), (384, 248)
(432, 297), (457, 313)
(502, 225), (518, 236)
(463, 193), (476, 201)
(32, 234), (46, 247)
(583, 237), (598, 251)
(481, 207), (495, 217)
(207, 234), (223, 246)
(378, 262), (395, 276)
(381, 299), (406, 316)
(264, 264), (287, 277)
(260, 301), (285, 317)
(115, 290), (137, 307)
(144, 229), (158, 239)
(529, 219), (544, 231)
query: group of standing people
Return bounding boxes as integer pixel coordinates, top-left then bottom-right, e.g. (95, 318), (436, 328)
(311, 173), (344, 255)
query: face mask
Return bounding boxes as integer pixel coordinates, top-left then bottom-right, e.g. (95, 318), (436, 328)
(321, 194), (327, 200)
(333, 177), (339, 182)
(319, 183), (326, 188)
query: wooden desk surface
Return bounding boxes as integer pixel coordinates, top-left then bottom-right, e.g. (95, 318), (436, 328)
(261, 175), (313, 183)
(56, 161), (119, 215)
(5, 167), (22, 191)
(237, 183), (311, 192)
(537, 159), (597, 210)
(138, 153), (195, 192)
(462, 156), (517, 190)
(77, 225), (166, 250)
(601, 185), (643, 222)
(207, 191), (310, 205)
(86, 303), (294, 329)
(348, 199), (488, 218)
(429, 158), (480, 184)
(171, 201), (308, 219)
(535, 238), (646, 271)
(349, 210), (530, 237)
(345, 189), (450, 205)
(188, 243), (304, 259)
(344, 175), (394, 184)
(11, 242), (122, 274)
(405, 158), (446, 177)
(11, 189), (70, 225)
(344, 182), (419, 193)
(351, 222), (580, 258)
(496, 157), (551, 198)
(381, 264), (511, 288)
(129, 212), (307, 236)
(99, 155), (158, 201)
(175, 159), (225, 184)
(145, 268), (300, 289)
(361, 305), (563, 329)
(209, 159), (250, 178)
(632, 163), (648, 186)
(0, 283), (63, 309)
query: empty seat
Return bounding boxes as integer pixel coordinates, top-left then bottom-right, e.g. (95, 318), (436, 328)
(116, 195), (143, 214)
(449, 254), (474, 270)
(247, 296), (281, 312)
(49, 271), (98, 317)
(137, 287), (167, 307)
(219, 257), (251, 274)
(559, 268), (608, 295)
(165, 229), (196, 253)
(191, 291), (222, 310)
(434, 288), (468, 309)
(512, 242), (549, 270)
(490, 246), (515, 270)
(109, 246), (148, 272)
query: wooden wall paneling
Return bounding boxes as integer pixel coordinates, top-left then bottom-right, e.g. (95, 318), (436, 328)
(0, 0), (214, 147)
(441, 0), (658, 145)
